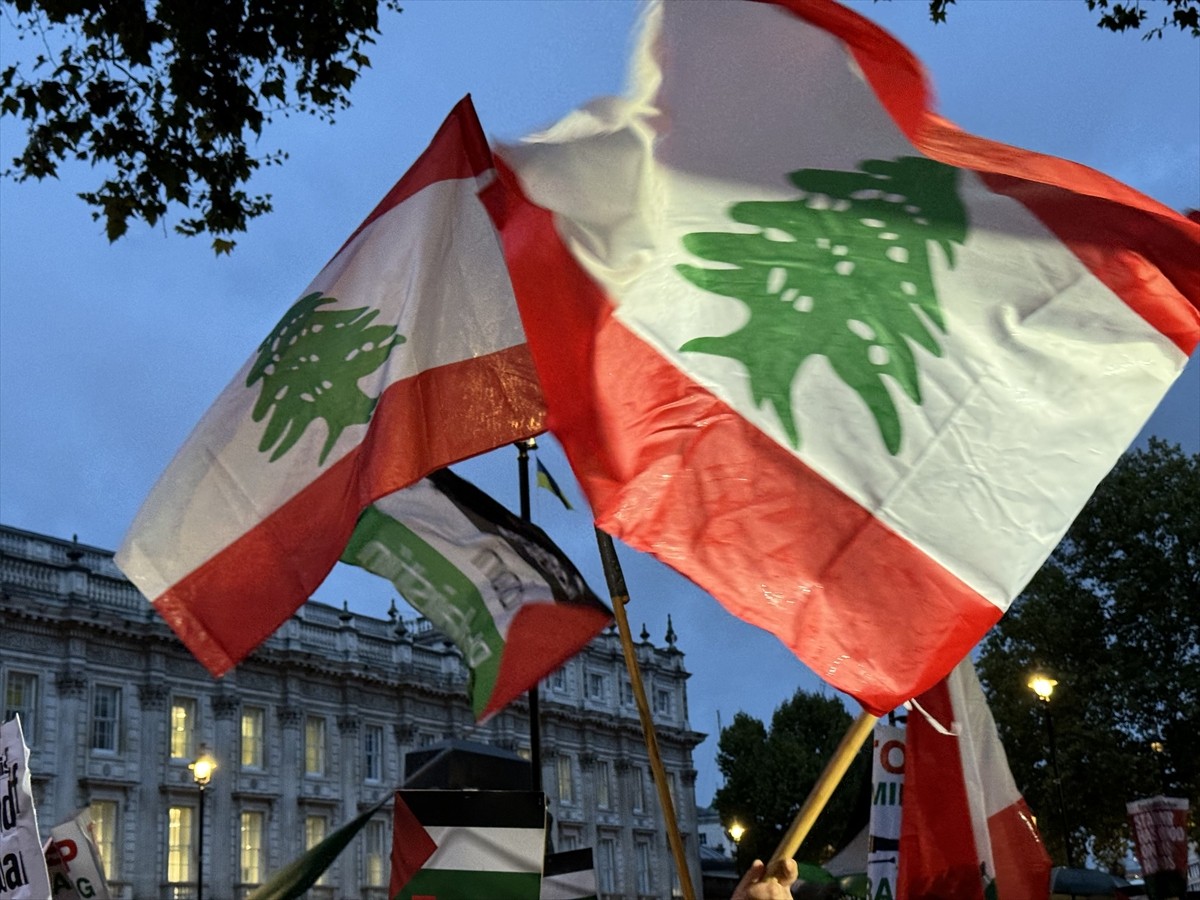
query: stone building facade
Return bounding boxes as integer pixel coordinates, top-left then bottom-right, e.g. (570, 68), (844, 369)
(0, 523), (705, 899)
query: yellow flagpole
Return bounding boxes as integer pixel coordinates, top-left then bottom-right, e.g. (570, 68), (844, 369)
(768, 709), (879, 870)
(594, 528), (697, 900)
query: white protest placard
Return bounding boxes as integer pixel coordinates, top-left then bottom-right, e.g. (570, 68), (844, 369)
(0, 715), (52, 898)
(45, 807), (111, 900)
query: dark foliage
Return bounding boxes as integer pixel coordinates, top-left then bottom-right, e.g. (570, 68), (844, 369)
(977, 439), (1199, 868)
(1, 0), (402, 253)
(714, 690), (870, 870)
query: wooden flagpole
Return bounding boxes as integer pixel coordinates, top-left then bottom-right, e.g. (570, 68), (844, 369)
(594, 528), (697, 900)
(516, 439), (543, 794)
(767, 709), (878, 870)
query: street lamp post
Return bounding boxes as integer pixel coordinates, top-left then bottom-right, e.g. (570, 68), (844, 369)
(1027, 675), (1076, 868)
(189, 746), (217, 900)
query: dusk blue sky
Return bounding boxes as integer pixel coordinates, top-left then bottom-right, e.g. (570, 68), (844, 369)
(1, 0), (1196, 808)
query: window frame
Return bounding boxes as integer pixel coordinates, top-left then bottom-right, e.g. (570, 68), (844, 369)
(90, 684), (122, 754)
(304, 716), (326, 776)
(169, 696), (196, 760)
(241, 706), (265, 770)
(2, 671), (38, 742)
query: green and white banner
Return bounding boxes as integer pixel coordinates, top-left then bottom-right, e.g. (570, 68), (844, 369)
(342, 468), (610, 720)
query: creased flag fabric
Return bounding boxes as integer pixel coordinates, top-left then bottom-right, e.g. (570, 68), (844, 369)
(341, 467), (611, 720)
(541, 848), (598, 900)
(897, 659), (1051, 899)
(115, 96), (545, 676)
(482, 0), (1200, 713)
(390, 790), (545, 900)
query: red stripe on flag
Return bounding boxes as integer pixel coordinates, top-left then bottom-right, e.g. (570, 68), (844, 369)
(989, 798), (1052, 899)
(481, 602), (614, 720)
(896, 678), (987, 900)
(152, 344), (545, 676)
(484, 159), (1000, 715)
(333, 95), (496, 259)
(390, 794), (438, 899)
(768, 0), (1200, 355)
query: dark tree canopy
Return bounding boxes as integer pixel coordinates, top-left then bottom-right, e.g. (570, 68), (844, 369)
(921, 0), (1199, 38)
(1, 0), (402, 253)
(714, 689), (869, 870)
(977, 439), (1199, 869)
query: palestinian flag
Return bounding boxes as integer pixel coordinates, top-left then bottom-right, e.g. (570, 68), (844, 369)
(391, 790), (546, 900)
(541, 848), (598, 900)
(341, 467), (611, 720)
(483, 0), (1200, 713)
(116, 97), (545, 676)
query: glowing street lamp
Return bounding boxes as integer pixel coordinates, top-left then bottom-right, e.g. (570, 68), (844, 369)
(727, 820), (745, 846)
(1027, 674), (1075, 868)
(189, 746), (218, 900)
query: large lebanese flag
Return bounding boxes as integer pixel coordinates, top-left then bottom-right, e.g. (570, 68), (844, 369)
(116, 96), (545, 675)
(897, 658), (1052, 898)
(483, 0), (1200, 713)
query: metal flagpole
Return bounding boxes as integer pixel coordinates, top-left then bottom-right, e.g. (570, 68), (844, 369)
(594, 528), (697, 900)
(516, 439), (543, 793)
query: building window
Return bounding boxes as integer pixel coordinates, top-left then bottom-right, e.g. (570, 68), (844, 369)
(170, 697), (196, 759)
(636, 836), (654, 895)
(90, 800), (118, 881)
(240, 810), (265, 886)
(305, 717), (326, 776)
(654, 688), (672, 717)
(631, 765), (645, 813)
(305, 816), (328, 884)
(597, 836), (618, 894)
(585, 671), (608, 701)
(90, 685), (121, 753)
(596, 759), (613, 809)
(556, 754), (575, 805)
(2, 671), (37, 741)
(166, 806), (193, 884)
(364, 724), (384, 782)
(620, 680), (635, 707)
(364, 819), (387, 887)
(241, 707), (265, 769)
(550, 666), (567, 692)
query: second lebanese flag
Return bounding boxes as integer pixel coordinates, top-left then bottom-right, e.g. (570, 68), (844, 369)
(897, 659), (1052, 899)
(116, 97), (545, 675)
(484, 0), (1200, 713)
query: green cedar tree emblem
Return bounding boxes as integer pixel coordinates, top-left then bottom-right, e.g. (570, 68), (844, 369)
(676, 156), (968, 455)
(246, 291), (405, 464)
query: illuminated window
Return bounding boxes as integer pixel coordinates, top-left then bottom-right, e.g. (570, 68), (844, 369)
(170, 697), (195, 759)
(364, 819), (387, 887)
(556, 754), (575, 805)
(305, 717), (325, 776)
(90, 800), (118, 880)
(305, 816), (328, 884)
(240, 811), (264, 885)
(241, 707), (264, 769)
(166, 806), (193, 884)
